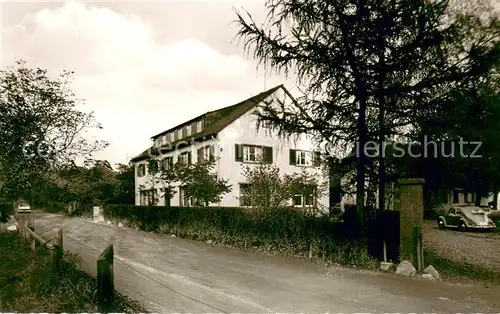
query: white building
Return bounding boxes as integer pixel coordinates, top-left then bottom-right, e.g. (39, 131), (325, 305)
(131, 85), (330, 210)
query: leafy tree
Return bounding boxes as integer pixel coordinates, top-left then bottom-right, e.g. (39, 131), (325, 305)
(241, 161), (325, 212)
(287, 169), (328, 214)
(138, 159), (167, 206)
(110, 163), (135, 204)
(233, 0), (500, 225)
(140, 156), (231, 207)
(241, 163), (292, 209)
(0, 60), (107, 202)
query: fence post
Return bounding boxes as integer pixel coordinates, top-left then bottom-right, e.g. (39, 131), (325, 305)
(28, 220), (36, 251)
(97, 244), (114, 312)
(52, 228), (63, 273)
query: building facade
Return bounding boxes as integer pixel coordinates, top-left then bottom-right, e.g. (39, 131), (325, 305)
(131, 85), (330, 210)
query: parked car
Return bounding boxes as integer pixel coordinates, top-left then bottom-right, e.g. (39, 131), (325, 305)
(16, 202), (31, 213)
(437, 206), (495, 232)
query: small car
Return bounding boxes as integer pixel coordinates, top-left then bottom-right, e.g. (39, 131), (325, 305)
(16, 202), (31, 213)
(437, 206), (495, 232)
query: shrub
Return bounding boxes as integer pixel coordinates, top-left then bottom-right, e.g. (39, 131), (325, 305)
(103, 204), (376, 267)
(0, 203), (14, 223)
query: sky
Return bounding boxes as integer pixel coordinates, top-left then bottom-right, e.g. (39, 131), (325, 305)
(1, 0), (296, 165)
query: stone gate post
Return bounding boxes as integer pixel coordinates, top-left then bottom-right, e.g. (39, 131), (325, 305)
(395, 178), (425, 270)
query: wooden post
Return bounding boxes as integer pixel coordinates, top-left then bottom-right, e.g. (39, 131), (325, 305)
(52, 228), (63, 273)
(97, 244), (114, 313)
(396, 178), (425, 265)
(28, 221), (36, 251)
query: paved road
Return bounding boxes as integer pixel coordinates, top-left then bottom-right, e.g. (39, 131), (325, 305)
(23, 211), (500, 312)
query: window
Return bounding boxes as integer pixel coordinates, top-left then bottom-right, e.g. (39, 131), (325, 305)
(137, 164), (146, 177)
(177, 129), (182, 140)
(169, 132), (174, 143)
(239, 183), (252, 206)
(290, 150), (321, 166)
(162, 135), (168, 145)
(234, 144), (273, 163)
(293, 193), (315, 207)
(186, 125), (192, 137)
(198, 145), (215, 163)
(148, 189), (159, 205)
(179, 186), (196, 207)
(197, 120), (203, 133)
(260, 120), (272, 129)
(161, 156), (173, 170)
(178, 151), (191, 164)
(140, 189), (158, 205)
(244, 145), (261, 162)
(453, 190), (459, 203)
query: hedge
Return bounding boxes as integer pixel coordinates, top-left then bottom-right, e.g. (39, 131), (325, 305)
(102, 205), (376, 267)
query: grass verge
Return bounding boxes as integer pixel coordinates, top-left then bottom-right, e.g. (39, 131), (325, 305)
(424, 250), (500, 284)
(0, 232), (146, 312)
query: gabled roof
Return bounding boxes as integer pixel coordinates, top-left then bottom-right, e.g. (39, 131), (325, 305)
(131, 84), (285, 162)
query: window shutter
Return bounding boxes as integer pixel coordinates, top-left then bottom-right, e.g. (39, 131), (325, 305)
(182, 127), (187, 138)
(173, 131), (178, 142)
(235, 144), (243, 161)
(313, 152), (321, 166)
(192, 122), (198, 134)
(209, 145), (215, 162)
(263, 146), (273, 164)
(188, 151), (192, 164)
(289, 149), (296, 165)
(197, 148), (203, 163)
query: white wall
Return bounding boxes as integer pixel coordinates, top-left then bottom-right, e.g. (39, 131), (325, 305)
(134, 88), (330, 211)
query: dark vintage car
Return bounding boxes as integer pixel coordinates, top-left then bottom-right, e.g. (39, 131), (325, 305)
(437, 206), (495, 232)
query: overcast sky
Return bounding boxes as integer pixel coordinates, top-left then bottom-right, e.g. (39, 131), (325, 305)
(1, 0), (296, 165)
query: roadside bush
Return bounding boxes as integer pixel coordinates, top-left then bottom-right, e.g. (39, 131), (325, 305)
(103, 204), (376, 268)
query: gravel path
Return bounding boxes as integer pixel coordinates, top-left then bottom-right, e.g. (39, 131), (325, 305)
(423, 220), (500, 272)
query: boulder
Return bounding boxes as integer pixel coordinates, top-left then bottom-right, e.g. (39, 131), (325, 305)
(206, 240), (213, 245)
(421, 273), (436, 280)
(7, 225), (17, 232)
(118, 222), (124, 228)
(423, 265), (441, 280)
(380, 262), (394, 271)
(395, 260), (416, 277)
(170, 234), (176, 237)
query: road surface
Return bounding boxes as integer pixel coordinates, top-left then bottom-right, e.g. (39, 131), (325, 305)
(22, 211), (500, 312)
